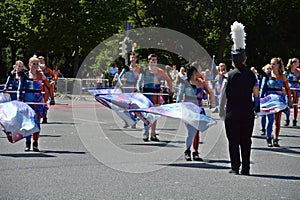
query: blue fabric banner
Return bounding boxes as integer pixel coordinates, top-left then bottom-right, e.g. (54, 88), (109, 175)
(0, 101), (40, 143)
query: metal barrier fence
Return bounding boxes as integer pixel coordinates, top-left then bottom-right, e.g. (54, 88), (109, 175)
(56, 78), (109, 96)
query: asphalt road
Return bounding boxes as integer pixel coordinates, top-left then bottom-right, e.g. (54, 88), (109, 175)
(1, 97), (300, 200)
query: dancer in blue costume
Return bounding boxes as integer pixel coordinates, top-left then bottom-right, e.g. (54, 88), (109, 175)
(260, 57), (292, 147)
(118, 53), (141, 128)
(259, 64), (272, 136)
(3, 60), (26, 101)
(175, 67), (188, 103)
(136, 54), (173, 142)
(18, 56), (55, 152)
(283, 58), (300, 126)
(212, 63), (227, 113)
(183, 64), (214, 161)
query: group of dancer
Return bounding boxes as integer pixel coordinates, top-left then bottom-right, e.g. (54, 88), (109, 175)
(2, 22), (298, 177)
(114, 52), (215, 161)
(114, 50), (299, 169)
(111, 21), (295, 176)
(256, 57), (300, 147)
(3, 56), (57, 151)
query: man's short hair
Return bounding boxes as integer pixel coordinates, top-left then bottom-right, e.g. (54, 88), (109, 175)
(148, 54), (157, 61)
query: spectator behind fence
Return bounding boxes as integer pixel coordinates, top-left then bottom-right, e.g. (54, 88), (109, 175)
(108, 63), (118, 88)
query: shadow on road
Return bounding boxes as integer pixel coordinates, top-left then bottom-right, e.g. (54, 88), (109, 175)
(281, 126), (300, 130)
(123, 140), (176, 147)
(41, 122), (76, 125)
(159, 162), (230, 170)
(40, 150), (86, 154)
(0, 150), (86, 158)
(206, 159), (231, 164)
(252, 147), (300, 155)
(250, 174), (300, 180)
(40, 134), (62, 138)
(0, 153), (56, 158)
(279, 134), (300, 138)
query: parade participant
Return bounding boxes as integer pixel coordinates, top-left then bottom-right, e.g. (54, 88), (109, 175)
(283, 58), (300, 126)
(212, 63), (227, 113)
(204, 69), (213, 90)
(108, 63), (118, 88)
(162, 65), (174, 104)
(3, 61), (26, 101)
(53, 66), (64, 78)
(260, 57), (292, 147)
(219, 21), (260, 175)
(259, 64), (272, 136)
(183, 64), (214, 161)
(18, 56), (55, 152)
(53, 66), (64, 92)
(175, 67), (188, 103)
(170, 65), (178, 84)
(136, 54), (173, 142)
(118, 53), (141, 128)
(112, 68), (121, 87)
(38, 56), (57, 124)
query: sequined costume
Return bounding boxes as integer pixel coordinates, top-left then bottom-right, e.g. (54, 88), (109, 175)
(139, 68), (163, 105)
(260, 75), (291, 142)
(118, 66), (140, 93)
(184, 83), (208, 158)
(117, 66), (141, 127)
(285, 71), (300, 96)
(283, 70), (300, 126)
(4, 71), (25, 101)
(184, 84), (207, 114)
(18, 72), (44, 119)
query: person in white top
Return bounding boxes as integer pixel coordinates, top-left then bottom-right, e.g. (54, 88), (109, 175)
(170, 65), (179, 83)
(176, 67), (188, 102)
(108, 63), (118, 87)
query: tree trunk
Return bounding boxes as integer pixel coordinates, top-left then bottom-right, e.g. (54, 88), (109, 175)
(10, 44), (16, 67)
(217, 2), (229, 67)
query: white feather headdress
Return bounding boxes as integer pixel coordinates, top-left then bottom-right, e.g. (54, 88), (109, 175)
(230, 21), (247, 64)
(230, 21), (246, 51)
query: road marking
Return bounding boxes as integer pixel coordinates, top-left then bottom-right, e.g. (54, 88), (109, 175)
(271, 151), (300, 158)
(73, 117), (107, 124)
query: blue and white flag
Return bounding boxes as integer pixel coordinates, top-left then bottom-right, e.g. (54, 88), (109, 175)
(0, 101), (40, 143)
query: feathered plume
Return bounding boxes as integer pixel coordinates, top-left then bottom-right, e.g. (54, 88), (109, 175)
(230, 21), (246, 50)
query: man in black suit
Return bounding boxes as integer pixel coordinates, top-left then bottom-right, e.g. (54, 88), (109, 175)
(219, 22), (260, 175)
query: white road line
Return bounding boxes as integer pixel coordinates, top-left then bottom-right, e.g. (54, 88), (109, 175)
(271, 151), (300, 159)
(73, 117), (107, 124)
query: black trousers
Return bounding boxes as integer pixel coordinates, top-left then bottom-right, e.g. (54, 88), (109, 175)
(224, 115), (254, 171)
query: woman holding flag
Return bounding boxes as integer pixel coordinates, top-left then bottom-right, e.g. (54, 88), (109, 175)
(18, 56), (55, 152)
(183, 64), (214, 161)
(260, 57), (292, 147)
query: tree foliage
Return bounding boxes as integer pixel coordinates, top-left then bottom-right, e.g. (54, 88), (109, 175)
(1, 0), (299, 80)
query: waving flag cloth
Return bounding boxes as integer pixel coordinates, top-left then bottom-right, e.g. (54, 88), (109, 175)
(130, 102), (217, 132)
(257, 94), (288, 115)
(89, 89), (159, 126)
(0, 93), (40, 143)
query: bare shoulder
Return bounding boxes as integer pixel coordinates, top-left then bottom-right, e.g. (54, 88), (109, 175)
(157, 67), (166, 75)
